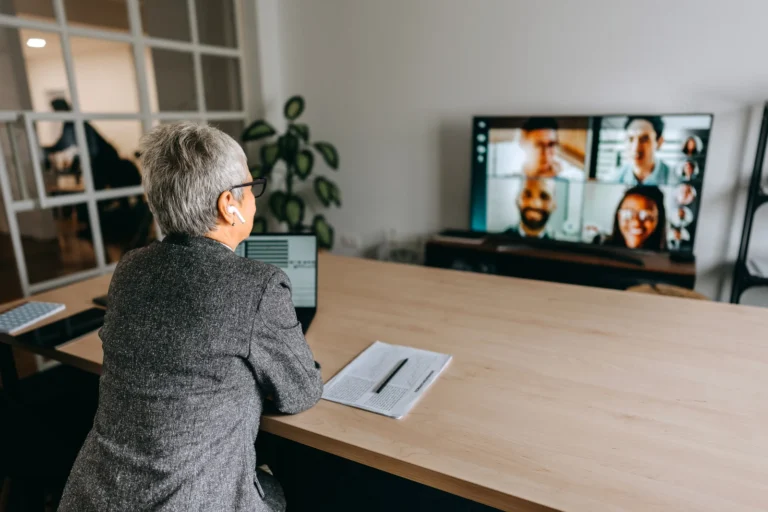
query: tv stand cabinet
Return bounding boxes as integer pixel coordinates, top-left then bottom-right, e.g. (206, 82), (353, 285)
(425, 232), (696, 290)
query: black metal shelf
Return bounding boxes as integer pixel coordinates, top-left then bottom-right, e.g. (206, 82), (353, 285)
(730, 103), (768, 303)
(755, 191), (768, 208)
(740, 260), (768, 287)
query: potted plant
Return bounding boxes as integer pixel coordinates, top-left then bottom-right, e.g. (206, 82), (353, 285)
(241, 95), (340, 249)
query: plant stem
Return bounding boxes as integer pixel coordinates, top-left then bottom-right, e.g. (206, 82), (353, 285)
(286, 163), (293, 197)
(285, 163), (294, 232)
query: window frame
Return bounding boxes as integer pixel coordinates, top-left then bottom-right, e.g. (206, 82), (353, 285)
(0, 0), (248, 296)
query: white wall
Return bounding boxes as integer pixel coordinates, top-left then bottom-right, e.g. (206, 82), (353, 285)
(274, 0), (768, 301)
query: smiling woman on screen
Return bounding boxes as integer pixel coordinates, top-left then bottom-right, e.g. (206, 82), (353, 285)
(58, 122), (323, 512)
(606, 185), (667, 250)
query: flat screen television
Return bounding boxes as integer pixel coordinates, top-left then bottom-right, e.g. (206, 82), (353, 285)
(469, 114), (713, 253)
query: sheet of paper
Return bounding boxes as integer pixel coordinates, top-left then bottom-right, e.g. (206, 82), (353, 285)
(322, 341), (452, 419)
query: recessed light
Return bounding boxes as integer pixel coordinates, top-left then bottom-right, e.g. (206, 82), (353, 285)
(26, 38), (46, 48)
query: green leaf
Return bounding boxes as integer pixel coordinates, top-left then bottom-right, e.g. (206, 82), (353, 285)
(241, 120), (276, 142)
(283, 95), (305, 121)
(269, 191), (287, 222)
(314, 176), (332, 207)
(260, 143), (280, 168)
(289, 123), (310, 142)
(312, 215), (334, 250)
(278, 134), (299, 166)
(251, 217), (267, 234)
(314, 142), (339, 170)
(314, 176), (341, 207)
(295, 150), (314, 180)
(328, 180), (341, 207)
(284, 195), (305, 229)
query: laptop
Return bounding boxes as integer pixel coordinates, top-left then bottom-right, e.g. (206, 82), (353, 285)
(236, 234), (318, 334)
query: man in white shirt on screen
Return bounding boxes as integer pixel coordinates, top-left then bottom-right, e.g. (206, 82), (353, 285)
(616, 116), (671, 186)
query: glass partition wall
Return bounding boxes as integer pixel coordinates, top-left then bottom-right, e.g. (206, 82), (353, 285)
(0, 0), (246, 301)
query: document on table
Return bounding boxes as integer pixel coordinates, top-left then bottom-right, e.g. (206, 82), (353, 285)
(322, 341), (452, 419)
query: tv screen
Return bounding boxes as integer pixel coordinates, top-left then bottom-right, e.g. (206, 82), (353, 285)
(469, 114), (713, 253)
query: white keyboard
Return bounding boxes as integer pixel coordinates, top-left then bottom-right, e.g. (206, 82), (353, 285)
(0, 301), (66, 334)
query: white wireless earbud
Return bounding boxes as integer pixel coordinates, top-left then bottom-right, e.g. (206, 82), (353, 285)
(227, 205), (246, 224)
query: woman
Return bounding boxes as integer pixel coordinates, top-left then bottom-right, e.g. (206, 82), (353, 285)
(59, 122), (323, 511)
(607, 185), (667, 250)
(681, 135), (702, 156)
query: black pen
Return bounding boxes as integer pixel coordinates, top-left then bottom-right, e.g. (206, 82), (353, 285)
(375, 358), (408, 394)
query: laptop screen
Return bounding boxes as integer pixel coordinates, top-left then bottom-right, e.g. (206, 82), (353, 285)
(236, 235), (317, 308)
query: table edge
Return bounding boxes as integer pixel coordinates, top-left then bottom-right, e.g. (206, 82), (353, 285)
(260, 416), (560, 512)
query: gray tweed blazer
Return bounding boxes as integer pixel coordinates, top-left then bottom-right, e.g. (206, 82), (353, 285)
(59, 234), (323, 511)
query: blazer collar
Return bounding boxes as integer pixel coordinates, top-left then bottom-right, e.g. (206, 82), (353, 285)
(162, 233), (233, 252)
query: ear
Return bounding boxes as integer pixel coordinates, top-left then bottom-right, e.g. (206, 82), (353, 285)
(217, 190), (236, 225)
(656, 136), (664, 149)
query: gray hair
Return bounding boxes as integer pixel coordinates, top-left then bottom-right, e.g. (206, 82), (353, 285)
(140, 122), (247, 236)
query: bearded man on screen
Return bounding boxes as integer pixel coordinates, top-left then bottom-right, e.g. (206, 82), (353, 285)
(505, 177), (557, 239)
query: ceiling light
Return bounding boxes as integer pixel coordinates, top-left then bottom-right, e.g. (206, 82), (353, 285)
(26, 38), (46, 48)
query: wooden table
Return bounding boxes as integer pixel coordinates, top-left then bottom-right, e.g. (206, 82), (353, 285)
(2, 254), (768, 511)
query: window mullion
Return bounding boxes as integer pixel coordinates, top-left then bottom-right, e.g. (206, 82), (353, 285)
(0, 128), (31, 296)
(126, 0), (154, 136)
(51, 0), (107, 270)
(187, 0), (207, 123)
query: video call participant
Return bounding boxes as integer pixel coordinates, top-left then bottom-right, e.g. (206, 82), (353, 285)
(676, 184), (696, 206)
(505, 177), (557, 239)
(616, 116), (671, 186)
(673, 206), (694, 227)
(519, 117), (582, 180)
(606, 185), (667, 250)
(678, 160), (699, 181)
(668, 226), (691, 250)
(682, 135), (703, 156)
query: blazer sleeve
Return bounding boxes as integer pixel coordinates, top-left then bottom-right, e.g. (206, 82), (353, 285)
(248, 269), (323, 414)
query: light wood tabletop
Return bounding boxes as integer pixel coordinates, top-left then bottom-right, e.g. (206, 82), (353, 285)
(3, 254), (768, 511)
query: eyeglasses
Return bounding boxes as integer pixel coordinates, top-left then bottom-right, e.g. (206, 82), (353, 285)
(618, 208), (657, 222)
(229, 178), (266, 198)
(533, 141), (558, 151)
